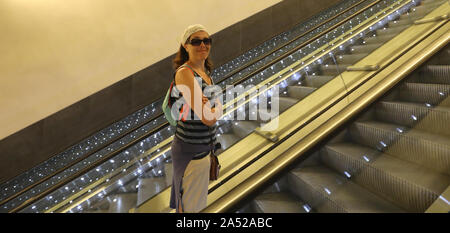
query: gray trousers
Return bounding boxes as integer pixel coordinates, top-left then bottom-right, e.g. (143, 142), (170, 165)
(180, 152), (211, 213)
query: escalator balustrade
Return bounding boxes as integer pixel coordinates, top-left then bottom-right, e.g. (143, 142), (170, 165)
(239, 44), (449, 213)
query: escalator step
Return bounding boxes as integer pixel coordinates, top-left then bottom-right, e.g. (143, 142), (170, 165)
(320, 64), (349, 76)
(232, 121), (259, 138)
(84, 209), (110, 213)
(349, 121), (450, 175)
(399, 6), (433, 21)
(287, 85), (316, 99)
(321, 143), (450, 212)
(303, 75), (335, 88)
(252, 192), (309, 213)
(349, 43), (383, 54)
(116, 179), (139, 194)
(108, 193), (137, 213)
(426, 50), (450, 65)
(271, 96), (299, 113)
(376, 26), (409, 37)
(387, 17), (418, 27)
(335, 53), (369, 64)
(257, 108), (280, 123)
(136, 162), (172, 206)
(375, 101), (450, 137)
(412, 65), (450, 85)
(287, 166), (405, 213)
(216, 133), (241, 149)
(398, 83), (450, 107)
(137, 176), (168, 206)
(87, 197), (112, 212)
(409, 3), (440, 14)
(421, 0), (447, 6)
(363, 34), (395, 45)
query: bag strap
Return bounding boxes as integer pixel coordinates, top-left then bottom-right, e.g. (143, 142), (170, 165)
(175, 64), (213, 84)
(174, 64), (196, 82)
(173, 64), (196, 122)
(173, 64), (210, 122)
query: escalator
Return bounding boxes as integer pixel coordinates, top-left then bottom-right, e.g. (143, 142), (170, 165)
(1, 0), (448, 213)
(154, 0), (450, 213)
(0, 0), (378, 213)
(235, 45), (450, 213)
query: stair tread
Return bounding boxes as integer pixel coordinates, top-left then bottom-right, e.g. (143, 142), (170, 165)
(273, 96), (300, 104)
(110, 192), (138, 197)
(400, 11), (428, 19)
(253, 192), (309, 213)
(320, 64), (350, 73)
(388, 18), (417, 25)
(423, 64), (450, 70)
(411, 2), (443, 12)
(364, 34), (396, 41)
(232, 121), (259, 138)
(137, 176), (168, 206)
(351, 43), (383, 49)
(321, 64), (351, 68)
(376, 101), (450, 137)
(303, 76), (334, 88)
(139, 164), (170, 179)
(325, 142), (450, 193)
(349, 43), (383, 53)
(232, 120), (259, 128)
(354, 121), (450, 146)
(336, 53), (369, 58)
(404, 82), (450, 88)
(416, 65), (450, 84)
(399, 82), (450, 106)
(290, 166), (405, 213)
(389, 22), (415, 28)
(379, 101), (450, 112)
(84, 209), (110, 213)
(257, 109), (281, 123)
(108, 192), (137, 213)
(138, 176), (167, 181)
(305, 75), (335, 79)
(288, 85), (317, 91)
(376, 26), (408, 34)
(216, 133), (241, 149)
(286, 85), (317, 100)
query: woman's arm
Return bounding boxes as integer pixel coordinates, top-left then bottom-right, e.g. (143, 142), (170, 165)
(175, 68), (221, 126)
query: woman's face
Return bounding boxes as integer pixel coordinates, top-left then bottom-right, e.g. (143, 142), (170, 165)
(184, 31), (211, 61)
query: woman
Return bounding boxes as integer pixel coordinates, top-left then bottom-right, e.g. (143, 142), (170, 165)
(169, 24), (222, 213)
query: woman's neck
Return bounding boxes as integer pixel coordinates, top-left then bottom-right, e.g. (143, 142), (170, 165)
(186, 59), (205, 73)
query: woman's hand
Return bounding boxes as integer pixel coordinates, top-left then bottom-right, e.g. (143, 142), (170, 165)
(211, 98), (223, 118)
(175, 67), (220, 127)
(202, 96), (209, 104)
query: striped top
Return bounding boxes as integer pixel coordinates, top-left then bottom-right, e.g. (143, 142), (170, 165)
(171, 64), (219, 148)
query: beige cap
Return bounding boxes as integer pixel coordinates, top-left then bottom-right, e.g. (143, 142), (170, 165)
(180, 24), (209, 45)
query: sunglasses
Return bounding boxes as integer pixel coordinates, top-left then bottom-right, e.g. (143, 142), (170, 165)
(189, 38), (212, 46)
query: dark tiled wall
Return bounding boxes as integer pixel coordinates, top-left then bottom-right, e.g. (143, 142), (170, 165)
(0, 0), (342, 184)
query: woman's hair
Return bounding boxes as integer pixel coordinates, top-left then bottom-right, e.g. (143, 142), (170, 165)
(173, 37), (213, 74)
